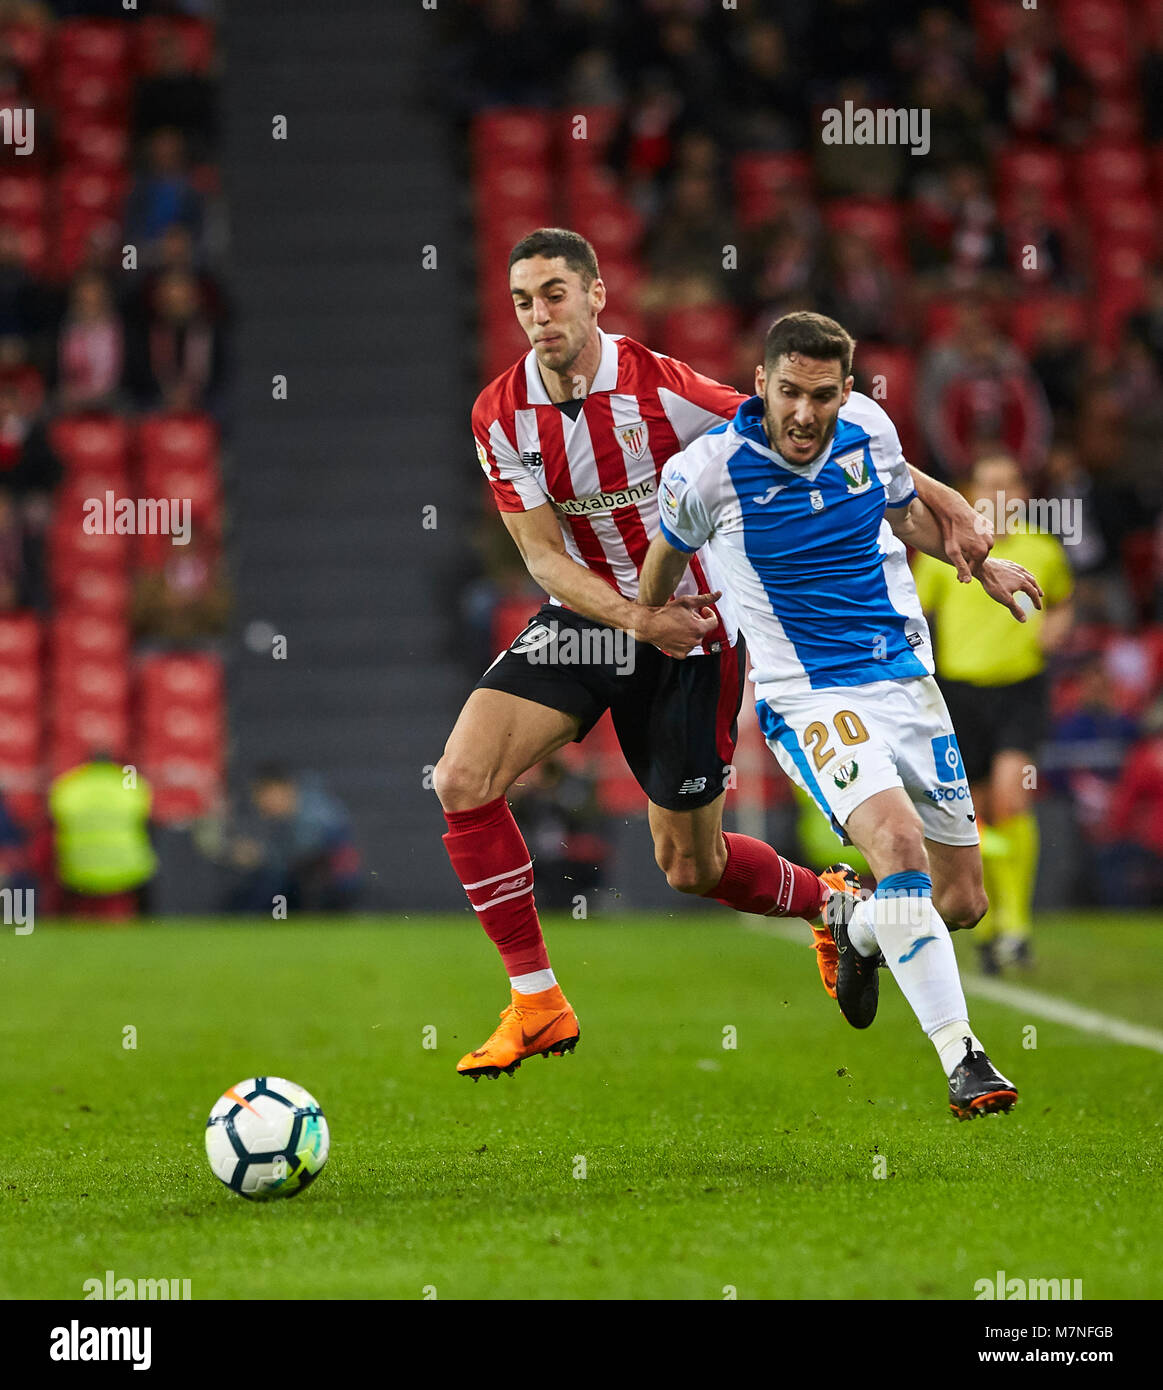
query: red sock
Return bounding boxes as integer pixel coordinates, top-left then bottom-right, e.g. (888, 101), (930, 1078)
(706, 833), (826, 919)
(442, 795), (550, 977)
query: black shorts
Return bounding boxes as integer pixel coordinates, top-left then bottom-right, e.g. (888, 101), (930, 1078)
(475, 603), (745, 811)
(938, 673), (1049, 785)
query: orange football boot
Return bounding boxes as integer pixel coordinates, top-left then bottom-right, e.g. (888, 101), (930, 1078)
(810, 863), (863, 999)
(457, 984), (580, 1080)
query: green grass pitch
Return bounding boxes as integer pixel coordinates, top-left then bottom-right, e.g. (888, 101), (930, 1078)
(1, 912), (1160, 1300)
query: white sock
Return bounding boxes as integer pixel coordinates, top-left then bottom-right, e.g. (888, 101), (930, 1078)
(510, 968), (556, 995)
(847, 896), (879, 957)
(931, 1019), (986, 1076)
(867, 873), (973, 1047)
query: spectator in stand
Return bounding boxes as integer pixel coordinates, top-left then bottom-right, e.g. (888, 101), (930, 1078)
(641, 167), (735, 310)
(53, 271), (125, 411)
(128, 267), (221, 412)
(1046, 654), (1141, 852)
(1126, 264), (1163, 379)
(1002, 185), (1072, 287)
(0, 378), (61, 610)
(720, 21), (807, 153)
(132, 530), (231, 644)
(1097, 701), (1163, 908)
(1030, 306), (1088, 432)
(125, 127), (204, 257)
(1143, 8), (1163, 142)
(447, 0), (562, 113)
(0, 485), (27, 610)
(221, 766), (362, 914)
(918, 303), (1052, 479)
(819, 229), (902, 344)
(132, 26), (216, 159)
(508, 756), (609, 911)
(986, 2), (1090, 145)
(0, 785), (34, 900)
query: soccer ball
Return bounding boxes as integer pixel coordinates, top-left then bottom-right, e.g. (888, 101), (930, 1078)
(205, 1076), (329, 1201)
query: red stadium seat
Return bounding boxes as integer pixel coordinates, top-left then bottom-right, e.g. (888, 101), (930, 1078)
(471, 110), (553, 169)
(1073, 143), (1150, 202)
(136, 412), (218, 473)
(139, 703), (221, 753)
(0, 710), (40, 763)
(141, 755), (221, 823)
(995, 146), (1069, 205)
(50, 415), (131, 475)
(0, 614), (42, 663)
(567, 199), (644, 259)
(51, 614), (129, 664)
(51, 566), (131, 618)
(1087, 194), (1159, 259)
(0, 172), (47, 224)
(58, 118), (129, 172)
(57, 168), (127, 221)
(48, 709), (132, 777)
(52, 659), (131, 710)
(824, 198), (907, 272)
(659, 305), (739, 381)
(562, 105), (620, 161)
(856, 346), (920, 461)
(733, 151), (813, 227)
(137, 652), (223, 709)
(136, 17), (216, 75)
(474, 163), (553, 226)
(0, 664), (39, 713)
(58, 19), (132, 73)
(48, 508), (131, 575)
(1007, 293), (1087, 354)
(0, 757), (42, 827)
(0, 20), (52, 92)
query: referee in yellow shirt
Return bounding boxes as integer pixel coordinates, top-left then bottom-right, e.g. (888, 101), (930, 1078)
(914, 455), (1074, 973)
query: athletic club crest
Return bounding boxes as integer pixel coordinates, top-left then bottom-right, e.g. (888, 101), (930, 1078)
(614, 419), (649, 460)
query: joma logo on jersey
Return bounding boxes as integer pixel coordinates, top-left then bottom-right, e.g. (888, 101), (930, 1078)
(614, 420), (649, 460)
(554, 479), (655, 516)
(835, 446), (871, 494)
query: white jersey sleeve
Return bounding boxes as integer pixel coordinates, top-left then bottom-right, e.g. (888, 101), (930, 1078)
(657, 445), (719, 554)
(846, 392), (916, 509)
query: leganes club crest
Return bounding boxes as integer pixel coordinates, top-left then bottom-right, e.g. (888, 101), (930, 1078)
(835, 446), (871, 494)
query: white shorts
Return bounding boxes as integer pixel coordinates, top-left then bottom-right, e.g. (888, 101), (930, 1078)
(755, 675), (980, 847)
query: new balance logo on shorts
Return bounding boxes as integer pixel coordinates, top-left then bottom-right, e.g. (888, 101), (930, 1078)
(678, 778), (707, 795)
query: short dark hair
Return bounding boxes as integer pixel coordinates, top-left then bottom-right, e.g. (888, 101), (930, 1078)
(764, 311), (855, 379)
(508, 228), (599, 286)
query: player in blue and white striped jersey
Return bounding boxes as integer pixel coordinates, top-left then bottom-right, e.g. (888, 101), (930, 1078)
(640, 312), (1043, 1118)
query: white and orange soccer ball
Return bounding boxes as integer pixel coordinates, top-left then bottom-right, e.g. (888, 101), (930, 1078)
(205, 1077), (329, 1200)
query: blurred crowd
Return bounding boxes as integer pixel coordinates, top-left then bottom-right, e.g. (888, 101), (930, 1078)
(445, 0), (1163, 906)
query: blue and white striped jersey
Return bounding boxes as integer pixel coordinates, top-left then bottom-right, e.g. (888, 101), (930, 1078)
(658, 391), (934, 700)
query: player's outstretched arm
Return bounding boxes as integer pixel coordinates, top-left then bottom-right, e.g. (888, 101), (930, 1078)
(908, 466), (993, 582)
(501, 504), (717, 655)
(888, 497), (1044, 622)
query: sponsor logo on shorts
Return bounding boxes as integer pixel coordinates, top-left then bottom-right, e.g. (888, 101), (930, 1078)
(553, 478), (656, 517)
(678, 777), (707, 795)
(924, 783), (973, 804)
(931, 734), (966, 783)
(833, 759), (859, 789)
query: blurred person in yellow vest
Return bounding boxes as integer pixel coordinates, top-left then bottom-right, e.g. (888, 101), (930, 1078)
(49, 752), (158, 918)
(913, 455), (1074, 973)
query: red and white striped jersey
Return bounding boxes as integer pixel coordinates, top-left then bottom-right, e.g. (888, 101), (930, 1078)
(472, 330), (745, 652)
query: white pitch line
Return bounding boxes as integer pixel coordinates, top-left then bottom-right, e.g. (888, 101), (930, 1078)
(739, 915), (1163, 1055)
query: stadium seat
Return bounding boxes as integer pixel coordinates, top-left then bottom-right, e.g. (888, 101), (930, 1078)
(561, 105), (620, 161)
(140, 755), (221, 824)
(995, 146), (1069, 208)
(137, 413), (218, 473)
(58, 118), (129, 172)
(0, 614), (42, 664)
(659, 305), (739, 381)
(57, 168), (127, 222)
(0, 172), (47, 225)
(1007, 293), (1087, 355)
(136, 16), (216, 75)
(474, 164), (553, 227)
(137, 652), (223, 709)
(50, 415), (132, 476)
(733, 151), (813, 227)
(52, 659), (131, 710)
(51, 566), (131, 618)
(823, 199), (908, 272)
(471, 110), (553, 170)
(51, 614), (129, 665)
(1073, 143), (1150, 203)
(1086, 194), (1159, 259)
(57, 19), (132, 73)
(0, 710), (40, 764)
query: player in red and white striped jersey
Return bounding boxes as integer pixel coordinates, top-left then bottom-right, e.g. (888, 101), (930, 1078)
(433, 229), (992, 1080)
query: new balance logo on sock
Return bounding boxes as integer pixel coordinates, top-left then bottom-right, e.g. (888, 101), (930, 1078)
(490, 875), (528, 898)
(678, 778), (707, 795)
